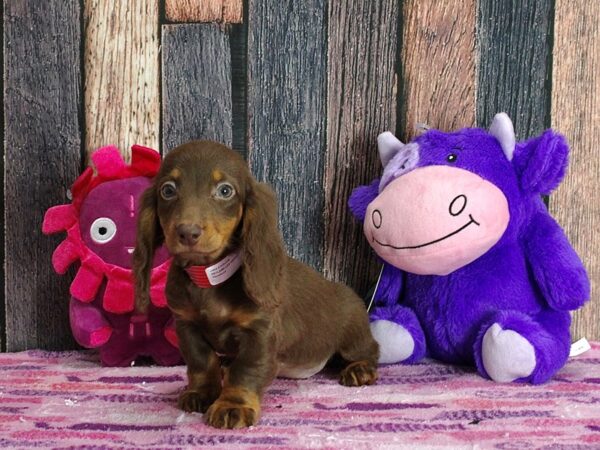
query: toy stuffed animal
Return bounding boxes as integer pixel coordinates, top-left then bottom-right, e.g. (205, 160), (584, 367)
(43, 145), (181, 366)
(349, 113), (590, 384)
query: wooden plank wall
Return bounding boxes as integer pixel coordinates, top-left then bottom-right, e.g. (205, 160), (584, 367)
(247, 0), (327, 270)
(3, 0), (599, 350)
(550, 0), (600, 340)
(399, 0), (477, 139)
(4, 0), (82, 350)
(162, 23), (233, 151)
(324, 0), (399, 294)
(477, 0), (553, 139)
(165, 0), (242, 23)
(84, 0), (160, 159)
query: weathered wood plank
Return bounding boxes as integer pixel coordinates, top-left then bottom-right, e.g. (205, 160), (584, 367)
(399, 0), (477, 140)
(324, 0), (399, 294)
(166, 0), (242, 24)
(230, 22), (247, 157)
(247, 0), (327, 270)
(550, 0), (600, 340)
(477, 0), (553, 138)
(0, 0), (4, 351)
(162, 23), (232, 153)
(4, 0), (82, 350)
(84, 0), (160, 159)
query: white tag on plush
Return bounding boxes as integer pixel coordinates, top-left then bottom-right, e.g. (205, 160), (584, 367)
(367, 266), (385, 313)
(569, 337), (591, 357)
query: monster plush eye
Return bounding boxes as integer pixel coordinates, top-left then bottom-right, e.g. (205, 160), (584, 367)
(90, 217), (117, 244)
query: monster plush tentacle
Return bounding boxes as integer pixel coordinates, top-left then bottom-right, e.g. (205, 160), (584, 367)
(69, 297), (113, 348)
(351, 113), (590, 383)
(43, 145), (180, 367)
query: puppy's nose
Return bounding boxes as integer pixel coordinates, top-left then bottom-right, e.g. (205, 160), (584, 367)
(176, 224), (202, 247)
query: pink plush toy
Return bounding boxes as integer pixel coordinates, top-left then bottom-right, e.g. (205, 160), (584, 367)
(43, 145), (181, 366)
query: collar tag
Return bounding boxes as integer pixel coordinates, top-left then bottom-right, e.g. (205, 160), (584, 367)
(185, 250), (242, 288)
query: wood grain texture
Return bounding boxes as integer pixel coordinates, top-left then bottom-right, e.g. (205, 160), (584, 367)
(550, 0), (600, 340)
(247, 0), (327, 270)
(4, 0), (81, 350)
(162, 23), (232, 152)
(84, 0), (159, 159)
(166, 0), (243, 23)
(477, 0), (553, 137)
(230, 22), (247, 157)
(399, 0), (477, 141)
(324, 0), (398, 294)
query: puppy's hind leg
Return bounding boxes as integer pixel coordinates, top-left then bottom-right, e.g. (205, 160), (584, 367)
(337, 302), (380, 387)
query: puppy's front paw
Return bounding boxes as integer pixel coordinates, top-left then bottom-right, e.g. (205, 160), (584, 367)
(340, 360), (378, 387)
(177, 389), (217, 413)
(205, 388), (261, 429)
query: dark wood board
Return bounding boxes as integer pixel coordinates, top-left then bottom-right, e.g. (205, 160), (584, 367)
(162, 23), (233, 153)
(324, 0), (399, 295)
(0, 0), (4, 351)
(246, 0), (327, 270)
(550, 0), (600, 340)
(477, 0), (553, 137)
(4, 0), (82, 350)
(230, 21), (247, 157)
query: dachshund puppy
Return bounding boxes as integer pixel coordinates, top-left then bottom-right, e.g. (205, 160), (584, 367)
(133, 141), (379, 429)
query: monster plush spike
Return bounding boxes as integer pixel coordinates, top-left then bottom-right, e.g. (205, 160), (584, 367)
(349, 113), (590, 383)
(43, 145), (181, 367)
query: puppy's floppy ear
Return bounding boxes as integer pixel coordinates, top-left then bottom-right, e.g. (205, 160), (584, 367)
(133, 185), (163, 313)
(241, 180), (286, 309)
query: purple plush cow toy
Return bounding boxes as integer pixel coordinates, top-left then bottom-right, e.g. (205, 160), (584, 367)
(349, 113), (590, 384)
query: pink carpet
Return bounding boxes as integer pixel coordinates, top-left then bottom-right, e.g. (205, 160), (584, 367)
(1, 345), (599, 449)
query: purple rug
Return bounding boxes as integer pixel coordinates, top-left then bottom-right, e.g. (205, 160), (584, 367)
(0, 345), (599, 449)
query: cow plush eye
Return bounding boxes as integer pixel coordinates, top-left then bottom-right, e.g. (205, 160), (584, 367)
(447, 153), (458, 163)
(215, 182), (235, 200)
(160, 181), (177, 200)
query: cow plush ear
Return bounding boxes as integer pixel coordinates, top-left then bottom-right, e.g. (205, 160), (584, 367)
(512, 129), (569, 196)
(348, 179), (380, 221)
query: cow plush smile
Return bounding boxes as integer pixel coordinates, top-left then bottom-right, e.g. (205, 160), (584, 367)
(372, 214), (480, 250)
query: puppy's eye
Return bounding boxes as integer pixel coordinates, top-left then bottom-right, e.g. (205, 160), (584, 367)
(160, 181), (177, 200)
(447, 153), (458, 163)
(214, 182), (235, 200)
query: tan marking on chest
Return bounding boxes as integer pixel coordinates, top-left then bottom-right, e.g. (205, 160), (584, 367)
(229, 309), (258, 329)
(170, 306), (200, 322)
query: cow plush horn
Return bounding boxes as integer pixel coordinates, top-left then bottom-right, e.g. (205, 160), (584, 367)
(489, 112), (516, 161)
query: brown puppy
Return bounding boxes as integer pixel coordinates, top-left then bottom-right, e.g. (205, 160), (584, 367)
(133, 141), (379, 429)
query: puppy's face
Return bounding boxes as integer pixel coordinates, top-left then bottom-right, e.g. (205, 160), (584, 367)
(154, 142), (249, 265)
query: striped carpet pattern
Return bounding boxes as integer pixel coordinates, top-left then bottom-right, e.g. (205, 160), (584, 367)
(0, 344), (599, 449)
